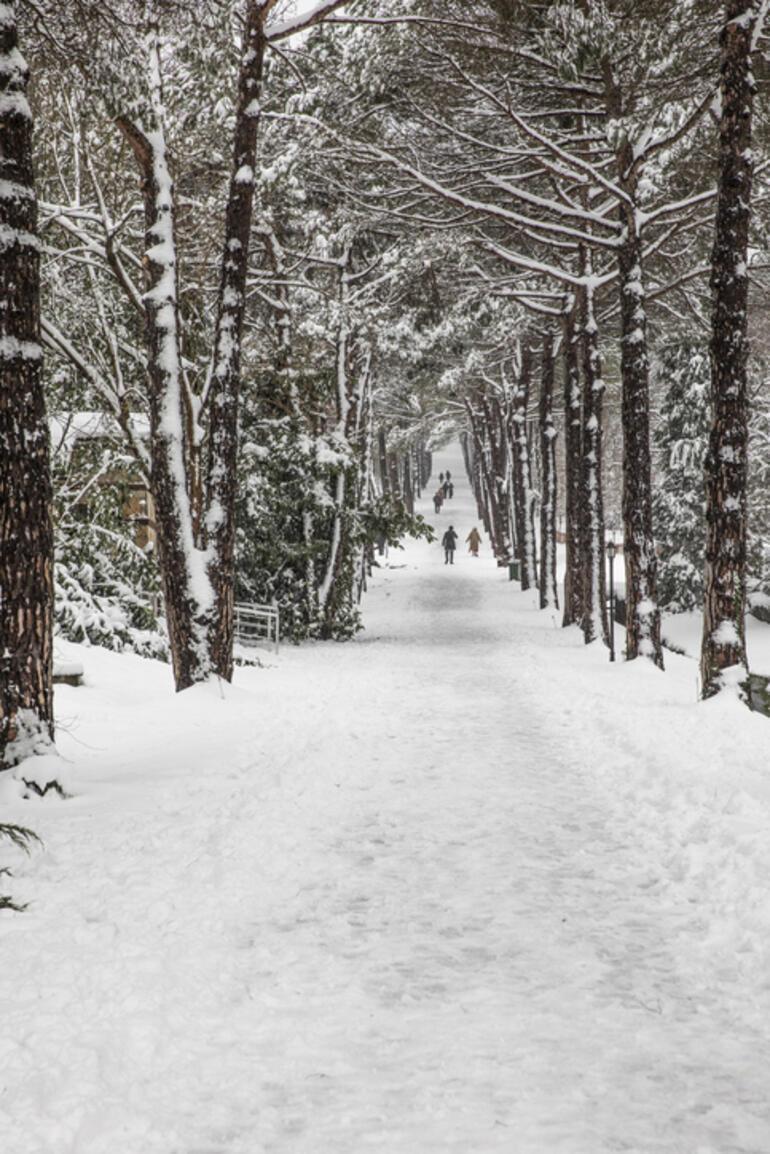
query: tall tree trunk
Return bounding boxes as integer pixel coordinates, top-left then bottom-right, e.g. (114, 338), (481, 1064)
(467, 398), (505, 560)
(485, 394), (513, 565)
(601, 54), (665, 668)
(403, 451), (415, 515)
(469, 409), (494, 543)
(118, 38), (213, 691)
(579, 273), (608, 646)
(539, 331), (559, 611)
(561, 307), (583, 626)
(420, 443), (432, 490)
(617, 222), (664, 668)
(387, 452), (401, 500)
(0, 3), (55, 767)
(205, 4), (266, 681)
(377, 427), (390, 497)
(701, 0), (758, 698)
(462, 430), (486, 524)
(318, 249), (355, 633)
(510, 345), (537, 588)
(357, 369), (375, 597)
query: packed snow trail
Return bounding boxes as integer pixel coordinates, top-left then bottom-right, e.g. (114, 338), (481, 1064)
(2, 446), (770, 1153)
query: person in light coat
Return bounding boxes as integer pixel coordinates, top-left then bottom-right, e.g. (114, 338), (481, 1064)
(466, 526), (482, 556)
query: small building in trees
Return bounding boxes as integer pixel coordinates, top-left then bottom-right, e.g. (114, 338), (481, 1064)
(49, 412), (156, 550)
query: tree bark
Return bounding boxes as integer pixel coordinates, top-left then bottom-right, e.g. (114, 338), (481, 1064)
(205, 4), (267, 681)
(117, 59), (212, 691)
(511, 344), (538, 589)
(466, 397), (506, 560)
(318, 250), (357, 635)
(617, 222), (664, 667)
(376, 427), (390, 497)
(462, 430), (486, 525)
(579, 274), (608, 646)
(700, 0), (757, 697)
(387, 452), (401, 499)
(402, 452), (415, 515)
(601, 56), (664, 668)
(539, 332), (559, 611)
(561, 308), (583, 626)
(485, 394), (513, 565)
(0, 3), (55, 766)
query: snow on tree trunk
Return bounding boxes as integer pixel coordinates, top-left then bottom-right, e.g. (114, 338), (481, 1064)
(461, 432), (481, 522)
(462, 431), (486, 527)
(117, 35), (213, 692)
(617, 222), (664, 668)
(510, 344), (537, 589)
(484, 394), (513, 566)
(356, 370), (374, 600)
(700, 0), (760, 698)
(466, 397), (506, 562)
(561, 307), (583, 627)
(387, 450), (401, 499)
(0, 1), (55, 767)
(317, 254), (352, 624)
(205, 4), (267, 682)
(579, 274), (608, 647)
(377, 427), (391, 497)
(318, 257), (369, 639)
(538, 331), (559, 611)
(402, 451), (414, 515)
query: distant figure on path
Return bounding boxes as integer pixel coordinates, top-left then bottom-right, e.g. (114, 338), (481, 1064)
(446, 469), (452, 481)
(467, 526), (482, 556)
(439, 472), (445, 484)
(442, 525), (458, 565)
(442, 479), (450, 498)
(447, 481), (454, 499)
(434, 488), (445, 515)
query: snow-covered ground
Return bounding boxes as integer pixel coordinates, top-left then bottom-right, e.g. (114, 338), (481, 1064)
(662, 607), (770, 679)
(2, 446), (770, 1154)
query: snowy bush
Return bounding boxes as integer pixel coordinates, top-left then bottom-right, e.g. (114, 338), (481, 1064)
(53, 445), (167, 660)
(55, 550), (167, 661)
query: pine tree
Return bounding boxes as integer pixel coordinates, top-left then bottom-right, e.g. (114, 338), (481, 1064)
(0, 822), (41, 912)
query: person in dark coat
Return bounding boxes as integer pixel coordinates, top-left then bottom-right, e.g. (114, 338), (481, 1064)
(442, 479), (450, 498)
(442, 525), (458, 564)
(433, 487), (444, 515)
(439, 472), (445, 483)
(447, 481), (454, 499)
(446, 469), (452, 481)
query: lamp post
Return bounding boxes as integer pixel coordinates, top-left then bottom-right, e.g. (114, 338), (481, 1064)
(606, 538), (617, 662)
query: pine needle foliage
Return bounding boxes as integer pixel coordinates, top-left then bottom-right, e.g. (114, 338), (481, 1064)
(0, 823), (42, 913)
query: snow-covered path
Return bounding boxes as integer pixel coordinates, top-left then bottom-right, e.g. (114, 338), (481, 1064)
(3, 446), (770, 1153)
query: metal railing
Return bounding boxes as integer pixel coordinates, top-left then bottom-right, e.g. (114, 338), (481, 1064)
(234, 602), (280, 653)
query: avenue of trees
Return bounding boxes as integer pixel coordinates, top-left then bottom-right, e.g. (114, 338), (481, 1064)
(2, 0), (769, 771)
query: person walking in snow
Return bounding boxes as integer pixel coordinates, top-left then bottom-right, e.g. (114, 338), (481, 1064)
(439, 471), (445, 484)
(447, 480), (454, 499)
(433, 487), (444, 515)
(442, 478), (450, 499)
(446, 469), (452, 481)
(442, 525), (458, 565)
(466, 526), (482, 556)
